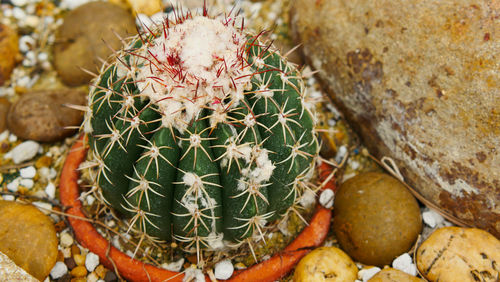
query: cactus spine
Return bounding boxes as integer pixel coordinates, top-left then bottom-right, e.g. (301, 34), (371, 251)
(83, 10), (319, 254)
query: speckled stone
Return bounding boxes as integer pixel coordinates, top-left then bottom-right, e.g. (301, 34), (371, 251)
(291, 0), (500, 237)
(7, 89), (86, 142)
(416, 227), (500, 282)
(0, 251), (38, 281)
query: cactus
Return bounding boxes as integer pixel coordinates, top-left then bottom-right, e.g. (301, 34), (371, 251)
(83, 10), (319, 254)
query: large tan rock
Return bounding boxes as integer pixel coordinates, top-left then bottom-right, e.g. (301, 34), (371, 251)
(0, 201), (58, 281)
(416, 227), (500, 282)
(291, 0), (500, 236)
(54, 2), (136, 86)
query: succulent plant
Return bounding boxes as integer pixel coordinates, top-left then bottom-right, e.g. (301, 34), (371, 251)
(83, 10), (319, 254)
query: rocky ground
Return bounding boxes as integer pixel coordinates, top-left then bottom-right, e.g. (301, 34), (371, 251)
(0, 0), (498, 282)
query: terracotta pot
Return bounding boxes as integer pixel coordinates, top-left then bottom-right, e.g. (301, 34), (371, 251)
(60, 135), (336, 282)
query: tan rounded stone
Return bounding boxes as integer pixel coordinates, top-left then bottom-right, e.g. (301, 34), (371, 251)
(0, 24), (19, 86)
(7, 89), (86, 142)
(294, 247), (358, 282)
(0, 201), (58, 281)
(368, 268), (424, 282)
(333, 172), (422, 266)
(291, 0), (500, 237)
(416, 227), (500, 282)
(54, 2), (136, 86)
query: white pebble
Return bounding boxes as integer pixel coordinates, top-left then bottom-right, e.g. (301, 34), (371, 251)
(11, 0), (28, 6)
(19, 178), (34, 189)
(45, 182), (56, 199)
(2, 195), (15, 201)
(20, 166), (36, 178)
(9, 141), (40, 164)
(422, 209), (444, 228)
(319, 189), (335, 208)
(214, 259), (234, 280)
(24, 15), (39, 27)
(0, 130), (9, 141)
(50, 261), (68, 279)
(85, 252), (100, 272)
(392, 253), (418, 276)
(15, 76), (31, 87)
(358, 267), (381, 282)
(335, 145), (348, 163)
(298, 189), (316, 208)
(37, 52), (48, 61)
(60, 0), (95, 10)
(12, 7), (26, 20)
(60, 232), (74, 248)
(6, 178), (20, 192)
(33, 201), (52, 214)
(8, 134), (17, 142)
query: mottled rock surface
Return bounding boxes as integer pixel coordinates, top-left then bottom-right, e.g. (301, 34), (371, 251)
(54, 2), (136, 86)
(0, 24), (19, 86)
(0, 251), (38, 282)
(291, 0), (500, 236)
(7, 89), (86, 142)
(416, 227), (500, 282)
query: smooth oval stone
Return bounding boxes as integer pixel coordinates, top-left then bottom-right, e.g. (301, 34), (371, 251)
(7, 89), (86, 142)
(291, 0), (500, 237)
(54, 2), (136, 86)
(0, 201), (58, 281)
(333, 172), (422, 266)
(416, 227), (500, 282)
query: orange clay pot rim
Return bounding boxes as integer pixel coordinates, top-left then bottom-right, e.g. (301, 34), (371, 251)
(59, 134), (335, 282)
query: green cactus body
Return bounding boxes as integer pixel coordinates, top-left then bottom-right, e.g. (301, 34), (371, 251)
(84, 12), (318, 252)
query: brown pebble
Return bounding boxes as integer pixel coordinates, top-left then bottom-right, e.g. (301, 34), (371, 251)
(71, 244), (81, 256)
(70, 266), (87, 277)
(104, 270), (118, 282)
(56, 273), (71, 282)
(7, 89), (86, 142)
(64, 257), (76, 270)
(0, 98), (11, 133)
(57, 250), (65, 262)
(73, 254), (85, 266)
(54, 221), (66, 232)
(95, 264), (107, 278)
(70, 278), (87, 282)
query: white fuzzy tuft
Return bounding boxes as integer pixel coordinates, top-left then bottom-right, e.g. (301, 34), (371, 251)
(136, 16), (253, 131)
